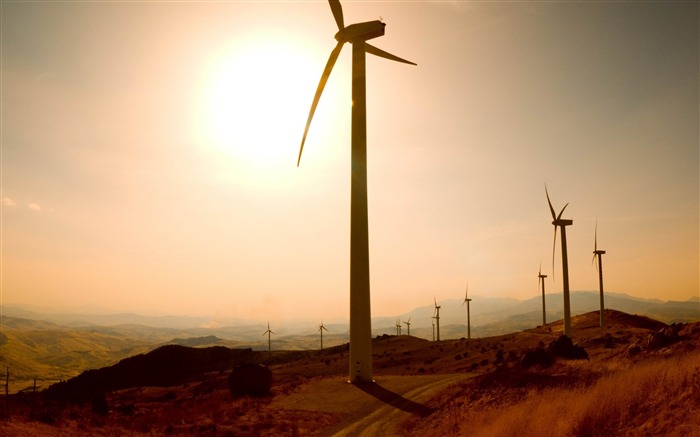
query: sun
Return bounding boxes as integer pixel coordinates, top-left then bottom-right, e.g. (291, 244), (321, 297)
(198, 37), (339, 174)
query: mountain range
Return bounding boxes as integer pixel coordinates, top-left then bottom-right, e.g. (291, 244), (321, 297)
(1, 291), (697, 393)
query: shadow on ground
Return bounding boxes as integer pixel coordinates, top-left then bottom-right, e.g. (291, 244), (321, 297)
(356, 382), (434, 417)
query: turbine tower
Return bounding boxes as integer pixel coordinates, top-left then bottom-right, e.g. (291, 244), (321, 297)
(538, 263), (548, 326)
(297, 0), (416, 384)
(593, 221), (607, 328)
(546, 186), (574, 337)
(395, 318), (402, 336)
(403, 316), (411, 336)
(433, 298), (441, 341)
(263, 322), (275, 353)
(431, 319), (435, 341)
(462, 283), (472, 340)
(319, 321), (329, 350)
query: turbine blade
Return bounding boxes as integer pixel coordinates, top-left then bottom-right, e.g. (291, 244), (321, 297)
(297, 41), (344, 166)
(545, 185), (557, 220)
(365, 43), (416, 65)
(594, 220), (598, 251)
(329, 0), (344, 31)
(557, 203), (569, 221)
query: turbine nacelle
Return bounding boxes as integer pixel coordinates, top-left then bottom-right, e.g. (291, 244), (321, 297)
(335, 20), (385, 43)
(552, 218), (573, 227)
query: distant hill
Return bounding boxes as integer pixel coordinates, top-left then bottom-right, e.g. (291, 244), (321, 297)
(44, 345), (257, 402)
(2, 291), (697, 392)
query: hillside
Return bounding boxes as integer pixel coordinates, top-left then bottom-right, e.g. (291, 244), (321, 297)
(1, 309), (699, 436)
(2, 292), (698, 395)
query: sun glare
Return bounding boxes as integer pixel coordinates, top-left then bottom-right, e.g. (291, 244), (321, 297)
(198, 37), (338, 178)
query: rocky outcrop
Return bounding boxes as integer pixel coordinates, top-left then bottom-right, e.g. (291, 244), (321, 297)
(546, 335), (588, 360)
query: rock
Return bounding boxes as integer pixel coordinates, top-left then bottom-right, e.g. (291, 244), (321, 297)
(520, 347), (555, 369)
(626, 344), (642, 357)
(546, 335), (588, 360)
(228, 363), (272, 397)
(646, 332), (672, 350)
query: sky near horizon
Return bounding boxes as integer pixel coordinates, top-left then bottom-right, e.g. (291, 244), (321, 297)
(2, 1), (698, 322)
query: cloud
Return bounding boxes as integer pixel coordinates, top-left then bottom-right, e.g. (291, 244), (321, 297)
(27, 203), (42, 212)
(2, 197), (17, 207)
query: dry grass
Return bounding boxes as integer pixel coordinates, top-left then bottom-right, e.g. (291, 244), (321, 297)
(404, 351), (700, 437)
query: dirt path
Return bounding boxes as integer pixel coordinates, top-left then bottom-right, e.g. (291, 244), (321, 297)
(271, 373), (474, 436)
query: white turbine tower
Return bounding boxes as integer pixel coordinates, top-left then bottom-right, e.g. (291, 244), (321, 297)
(546, 186), (574, 337)
(593, 221), (607, 328)
(297, 0), (416, 384)
(263, 322), (275, 353)
(319, 321), (329, 350)
(403, 316), (411, 336)
(433, 298), (441, 341)
(462, 283), (472, 340)
(538, 263), (548, 326)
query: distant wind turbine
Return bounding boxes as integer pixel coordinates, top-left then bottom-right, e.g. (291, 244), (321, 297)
(433, 298), (441, 341)
(538, 263), (548, 326)
(319, 321), (329, 350)
(297, 0), (416, 384)
(546, 185), (574, 337)
(403, 316), (411, 336)
(431, 319), (435, 341)
(395, 318), (402, 336)
(462, 283), (472, 340)
(263, 322), (275, 353)
(593, 221), (607, 328)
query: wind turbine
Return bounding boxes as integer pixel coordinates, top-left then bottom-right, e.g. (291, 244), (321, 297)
(546, 186), (574, 337)
(462, 283), (472, 340)
(593, 221), (607, 328)
(297, 0), (416, 384)
(538, 263), (548, 326)
(263, 322), (275, 353)
(403, 316), (411, 336)
(319, 321), (329, 350)
(433, 298), (441, 341)
(431, 319), (435, 341)
(395, 318), (402, 336)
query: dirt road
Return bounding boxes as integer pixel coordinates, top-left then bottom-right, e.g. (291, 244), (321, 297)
(272, 373), (473, 436)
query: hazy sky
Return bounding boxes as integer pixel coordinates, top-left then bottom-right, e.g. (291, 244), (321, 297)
(2, 1), (698, 322)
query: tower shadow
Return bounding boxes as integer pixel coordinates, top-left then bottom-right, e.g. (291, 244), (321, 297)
(355, 382), (434, 417)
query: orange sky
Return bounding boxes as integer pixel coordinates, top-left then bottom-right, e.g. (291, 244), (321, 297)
(2, 1), (698, 322)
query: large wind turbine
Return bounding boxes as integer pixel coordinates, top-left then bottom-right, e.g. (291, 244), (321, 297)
(403, 316), (411, 336)
(538, 263), (548, 326)
(319, 321), (329, 350)
(297, 0), (416, 384)
(593, 221), (607, 328)
(462, 283), (472, 340)
(546, 186), (574, 337)
(433, 298), (441, 341)
(263, 322), (275, 353)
